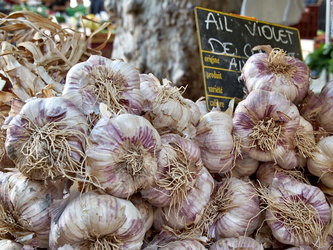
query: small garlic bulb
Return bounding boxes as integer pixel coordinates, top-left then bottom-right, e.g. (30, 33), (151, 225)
(49, 190), (146, 250)
(233, 89), (300, 164)
(240, 45), (310, 104)
(153, 167), (214, 231)
(140, 74), (196, 138)
(307, 136), (333, 188)
(231, 152), (259, 178)
(0, 171), (57, 248)
(86, 113), (161, 198)
(195, 108), (234, 174)
(206, 177), (260, 240)
(62, 55), (143, 117)
(141, 133), (203, 208)
(5, 97), (89, 181)
(263, 177), (331, 247)
(209, 236), (264, 250)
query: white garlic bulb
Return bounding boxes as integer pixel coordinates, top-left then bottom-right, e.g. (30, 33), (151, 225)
(86, 113), (161, 198)
(5, 97), (88, 181)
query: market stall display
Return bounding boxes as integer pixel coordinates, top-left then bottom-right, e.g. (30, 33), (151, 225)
(0, 9), (332, 250)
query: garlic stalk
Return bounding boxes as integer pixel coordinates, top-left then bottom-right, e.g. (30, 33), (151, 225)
(307, 136), (333, 188)
(5, 97), (89, 181)
(317, 80), (333, 132)
(233, 89), (300, 165)
(86, 112), (161, 198)
(62, 55), (143, 118)
(261, 176), (331, 247)
(49, 187), (146, 250)
(195, 107), (234, 174)
(141, 133), (203, 208)
(240, 45), (310, 104)
(204, 177), (260, 240)
(153, 167), (214, 231)
(209, 236), (264, 250)
(0, 171), (58, 248)
(140, 73), (196, 138)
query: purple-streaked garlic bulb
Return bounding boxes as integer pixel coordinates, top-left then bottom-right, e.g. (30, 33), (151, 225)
(195, 107), (234, 174)
(141, 133), (203, 208)
(153, 167), (214, 231)
(205, 177), (260, 240)
(209, 236), (264, 250)
(240, 45), (310, 104)
(233, 89), (300, 166)
(49, 189), (146, 250)
(144, 230), (206, 250)
(0, 171), (58, 248)
(299, 90), (322, 131)
(5, 97), (88, 181)
(140, 73), (196, 138)
(317, 80), (333, 132)
(262, 177), (331, 247)
(86, 112), (161, 198)
(231, 152), (259, 178)
(62, 55), (143, 118)
(307, 136), (333, 188)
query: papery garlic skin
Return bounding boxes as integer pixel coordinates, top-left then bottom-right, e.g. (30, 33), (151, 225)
(265, 177), (331, 247)
(232, 152), (259, 178)
(209, 236), (264, 250)
(62, 55), (143, 116)
(233, 89), (300, 163)
(5, 97), (88, 180)
(195, 109), (234, 173)
(141, 133), (203, 208)
(317, 80), (333, 132)
(50, 191), (146, 250)
(241, 47), (310, 104)
(86, 113), (161, 198)
(208, 177), (260, 239)
(0, 240), (23, 250)
(0, 171), (55, 248)
(307, 136), (333, 188)
(153, 167), (214, 231)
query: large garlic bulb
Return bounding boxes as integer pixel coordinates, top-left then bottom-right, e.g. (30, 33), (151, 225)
(240, 45), (310, 104)
(5, 97), (88, 181)
(153, 167), (214, 231)
(195, 107), (234, 174)
(86, 113), (161, 198)
(49, 189), (146, 250)
(141, 133), (203, 208)
(0, 171), (58, 248)
(233, 89), (300, 167)
(263, 177), (331, 247)
(62, 55), (143, 117)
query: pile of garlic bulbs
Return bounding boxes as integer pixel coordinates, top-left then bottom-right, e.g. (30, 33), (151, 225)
(0, 47), (332, 250)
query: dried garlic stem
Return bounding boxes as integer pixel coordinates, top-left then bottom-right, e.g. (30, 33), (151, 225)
(294, 129), (316, 158)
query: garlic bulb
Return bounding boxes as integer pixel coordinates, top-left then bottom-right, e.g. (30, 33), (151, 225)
(140, 74), (195, 138)
(307, 136), (333, 188)
(86, 113), (161, 198)
(317, 80), (333, 132)
(231, 152), (259, 178)
(205, 177), (260, 240)
(262, 177), (331, 246)
(209, 236), (264, 250)
(299, 90), (322, 131)
(5, 97), (88, 181)
(195, 97), (209, 119)
(195, 108), (234, 174)
(144, 231), (206, 250)
(233, 89), (300, 164)
(0, 171), (57, 248)
(153, 167), (214, 231)
(62, 55), (143, 117)
(141, 133), (203, 208)
(240, 45), (310, 104)
(49, 189), (146, 250)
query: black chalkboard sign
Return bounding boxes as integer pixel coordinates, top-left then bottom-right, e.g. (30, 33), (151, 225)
(194, 7), (302, 111)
